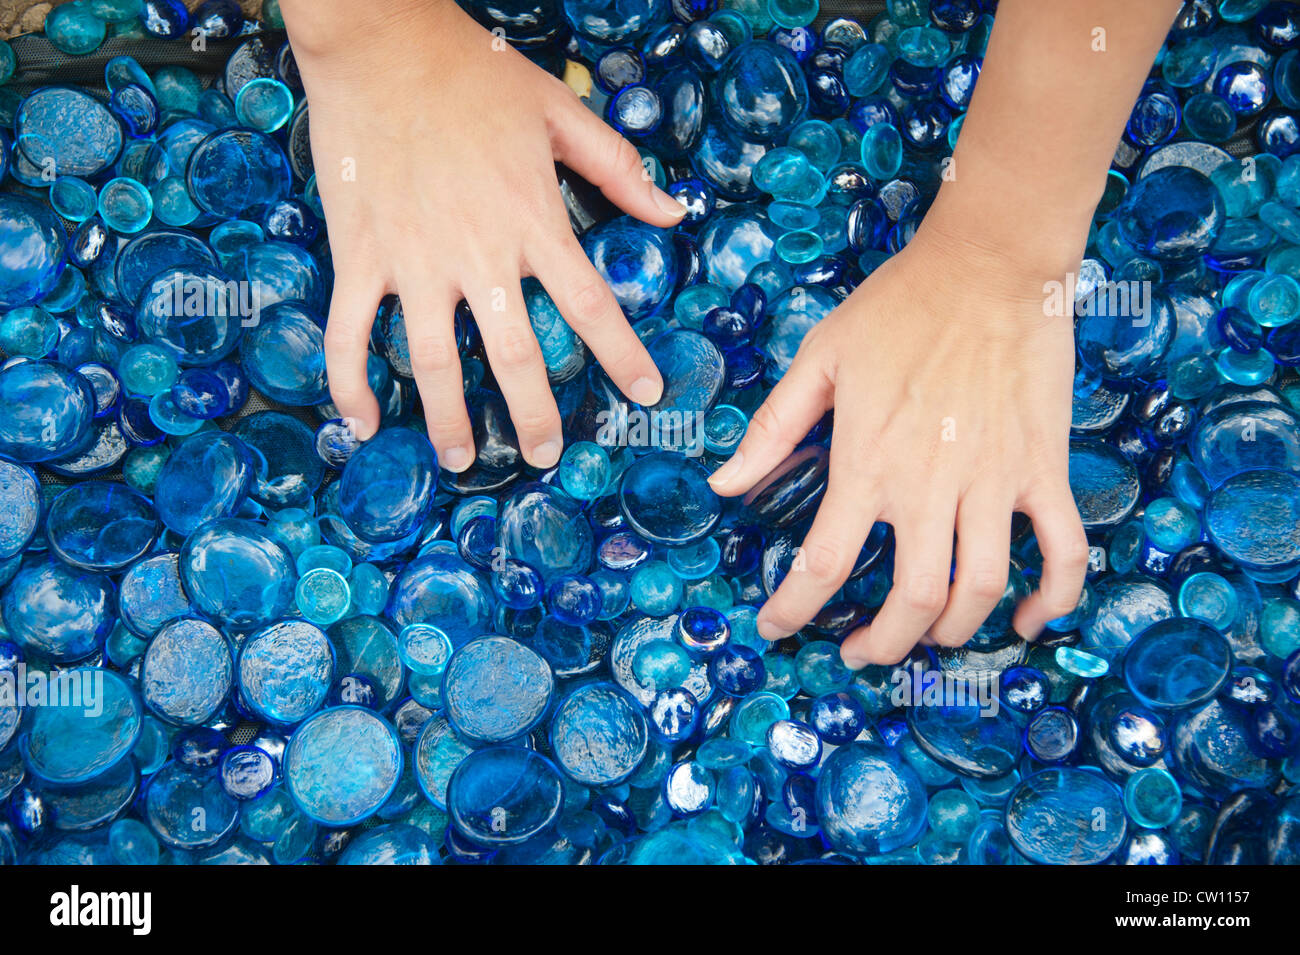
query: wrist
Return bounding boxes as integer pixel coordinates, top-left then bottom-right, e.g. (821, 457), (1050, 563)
(281, 0), (454, 61)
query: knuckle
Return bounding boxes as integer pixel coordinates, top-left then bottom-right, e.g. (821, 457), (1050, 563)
(965, 564), (1008, 604)
(896, 574), (946, 617)
(567, 280), (613, 330)
(495, 326), (541, 371)
(512, 405), (559, 436)
(409, 335), (458, 376)
(802, 540), (851, 584)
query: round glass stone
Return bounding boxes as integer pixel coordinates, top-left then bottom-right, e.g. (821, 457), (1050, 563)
(339, 428), (437, 543)
(442, 635), (554, 744)
(0, 458), (41, 558)
(45, 481), (158, 573)
(1006, 767), (1126, 865)
(141, 618), (232, 725)
(549, 682), (649, 786)
(16, 87), (123, 179)
(238, 619), (334, 725)
(816, 741), (928, 856)
(1, 559), (116, 661)
(618, 451), (721, 545)
(20, 669), (141, 784)
(1123, 617), (1232, 709)
(0, 360), (94, 463)
(180, 518), (297, 629)
(186, 127), (292, 217)
(448, 745), (565, 846)
(285, 706), (403, 826)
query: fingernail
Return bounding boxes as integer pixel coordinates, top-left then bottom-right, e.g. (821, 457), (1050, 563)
(629, 376), (662, 406)
(654, 190), (686, 218)
(532, 440), (562, 468)
(756, 619), (791, 641)
(841, 652), (869, 670)
(443, 446), (473, 472)
(708, 451), (743, 488)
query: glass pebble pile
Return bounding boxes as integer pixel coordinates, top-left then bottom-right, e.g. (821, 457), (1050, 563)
(1, 0), (1300, 865)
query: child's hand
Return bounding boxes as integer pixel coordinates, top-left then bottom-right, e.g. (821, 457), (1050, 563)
(707, 222), (1090, 667)
(284, 0), (682, 469)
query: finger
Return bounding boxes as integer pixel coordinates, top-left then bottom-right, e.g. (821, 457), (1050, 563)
(1013, 482), (1090, 638)
(398, 277), (476, 473)
(841, 505), (955, 668)
(928, 488), (1014, 647)
(322, 268), (384, 441)
(526, 227), (662, 406)
(547, 93), (686, 228)
(466, 280), (563, 468)
(757, 464), (880, 641)
(707, 347), (834, 496)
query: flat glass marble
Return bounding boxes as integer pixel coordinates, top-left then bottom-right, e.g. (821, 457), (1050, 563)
(0, 360), (95, 462)
(447, 745), (565, 845)
(1005, 767), (1126, 865)
(186, 128), (292, 217)
(2, 559), (116, 661)
(16, 87), (123, 179)
(19, 669), (141, 784)
(284, 706), (403, 826)
(142, 618), (232, 725)
(441, 636), (553, 743)
(618, 451), (722, 545)
(46, 481), (158, 573)
(816, 741), (928, 856)
(180, 518), (298, 629)
(340, 428), (437, 543)
(0, 458), (41, 558)
(0, 194), (68, 308)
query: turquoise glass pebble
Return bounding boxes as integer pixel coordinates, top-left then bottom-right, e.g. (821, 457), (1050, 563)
(285, 706), (403, 826)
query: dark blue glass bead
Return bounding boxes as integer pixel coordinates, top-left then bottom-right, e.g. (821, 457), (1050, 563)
(193, 0), (244, 39)
(219, 745), (277, 801)
(609, 84), (663, 136)
(709, 644), (765, 695)
(1126, 82), (1181, 146)
(683, 21), (730, 73)
(716, 41), (809, 140)
(900, 99), (952, 151)
(999, 665), (1049, 715)
(889, 58), (940, 97)
(262, 198), (320, 245)
(1282, 650), (1300, 703)
(109, 84), (158, 138)
(939, 52), (981, 110)
(118, 396), (166, 446)
(1216, 304), (1263, 352)
(187, 128), (291, 218)
(807, 69), (850, 117)
(1120, 830), (1180, 865)
(809, 691), (865, 744)
(68, 217), (111, 271)
(1213, 61), (1272, 117)
(170, 366), (229, 418)
(1258, 1), (1300, 48)
(1115, 166), (1224, 261)
(809, 48), (847, 73)
(906, 694), (1023, 779)
(618, 451), (720, 545)
(582, 216), (677, 320)
(719, 524), (764, 575)
(742, 444), (828, 528)
(456, 514), (498, 571)
(1171, 0), (1217, 37)
(1266, 321), (1300, 364)
(666, 176), (714, 226)
(676, 604), (730, 654)
(1256, 109), (1300, 157)
(1247, 702), (1300, 757)
(930, 0), (980, 32)
(1024, 706), (1080, 763)
(847, 95), (897, 134)
(339, 428), (437, 544)
(547, 573), (603, 625)
(447, 745), (563, 845)
(140, 0), (190, 37)
(702, 305), (753, 348)
(648, 686), (700, 742)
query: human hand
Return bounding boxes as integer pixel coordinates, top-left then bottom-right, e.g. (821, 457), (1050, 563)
(284, 0), (684, 469)
(707, 223), (1090, 667)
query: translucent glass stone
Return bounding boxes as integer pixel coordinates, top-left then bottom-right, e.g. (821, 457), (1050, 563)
(1170, 699), (1280, 800)
(339, 428), (437, 543)
(338, 824), (441, 865)
(618, 451), (721, 545)
(135, 264), (246, 366)
(16, 87), (123, 179)
(815, 741), (927, 856)
(757, 283), (838, 380)
(19, 669), (141, 784)
(1083, 575), (1175, 659)
(647, 329), (726, 433)
(235, 77), (294, 132)
(45, 481), (157, 573)
(295, 568), (351, 626)
(442, 636), (553, 743)
(1115, 166), (1224, 261)
(496, 482), (593, 580)
(447, 745), (564, 845)
(1123, 766), (1182, 829)
(582, 216), (677, 321)
(145, 760), (240, 850)
(999, 772), (1091, 850)
(153, 430), (254, 535)
(1067, 438), (1140, 530)
(716, 41), (809, 140)
(1, 559), (116, 661)
(141, 618), (232, 725)
(558, 441), (611, 499)
(860, 122), (904, 180)
(1205, 469), (1300, 579)
(186, 128), (292, 217)
(50, 177), (99, 223)
(414, 715), (473, 810)
(285, 706), (403, 826)
(397, 623), (453, 677)
(238, 619), (334, 725)
(1178, 572), (1238, 631)
(905, 697), (1022, 779)
(180, 518), (297, 629)
(0, 458), (41, 558)
(239, 301), (328, 405)
(698, 205), (780, 288)
(549, 682), (648, 786)
(0, 360), (94, 463)
(385, 551), (494, 645)
(219, 744), (276, 800)
(97, 177), (153, 233)
(0, 305), (60, 358)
